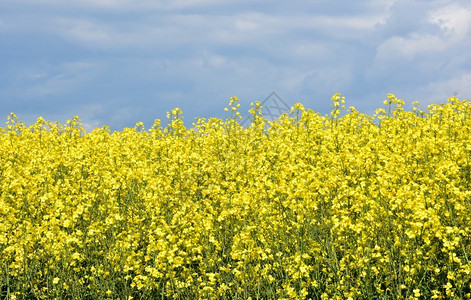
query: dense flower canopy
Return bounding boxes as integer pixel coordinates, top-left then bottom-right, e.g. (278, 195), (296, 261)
(1, 94), (471, 299)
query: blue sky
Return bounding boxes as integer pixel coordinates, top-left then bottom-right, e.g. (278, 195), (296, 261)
(1, 0), (471, 131)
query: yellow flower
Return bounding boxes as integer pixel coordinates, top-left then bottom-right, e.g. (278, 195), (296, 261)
(2, 94), (471, 298)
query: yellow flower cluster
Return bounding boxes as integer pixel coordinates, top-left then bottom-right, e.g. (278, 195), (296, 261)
(1, 94), (471, 299)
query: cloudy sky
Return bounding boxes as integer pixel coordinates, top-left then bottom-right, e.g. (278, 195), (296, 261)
(1, 0), (471, 131)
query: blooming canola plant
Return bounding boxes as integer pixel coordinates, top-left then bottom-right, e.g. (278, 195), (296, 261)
(1, 94), (471, 299)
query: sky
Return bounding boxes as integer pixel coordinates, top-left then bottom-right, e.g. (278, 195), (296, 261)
(1, 0), (471, 132)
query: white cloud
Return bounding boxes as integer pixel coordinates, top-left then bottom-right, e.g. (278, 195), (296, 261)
(23, 72), (49, 80)
(24, 62), (101, 96)
(364, 73), (471, 109)
(82, 121), (101, 132)
(416, 73), (471, 104)
(52, 18), (113, 46)
(46, 9), (389, 55)
(3, 0), (233, 12)
(63, 19), (111, 43)
(375, 34), (447, 62)
(301, 66), (354, 93)
(428, 4), (471, 40)
(307, 14), (389, 31)
(205, 53), (228, 68)
(291, 42), (330, 61)
(50, 14), (207, 50)
(234, 18), (260, 32)
(369, 0), (396, 11)
(368, 1), (471, 84)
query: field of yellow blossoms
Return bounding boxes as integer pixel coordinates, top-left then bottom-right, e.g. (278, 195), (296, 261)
(1, 94), (471, 299)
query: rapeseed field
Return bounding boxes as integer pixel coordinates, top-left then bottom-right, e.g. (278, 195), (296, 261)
(1, 94), (470, 299)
